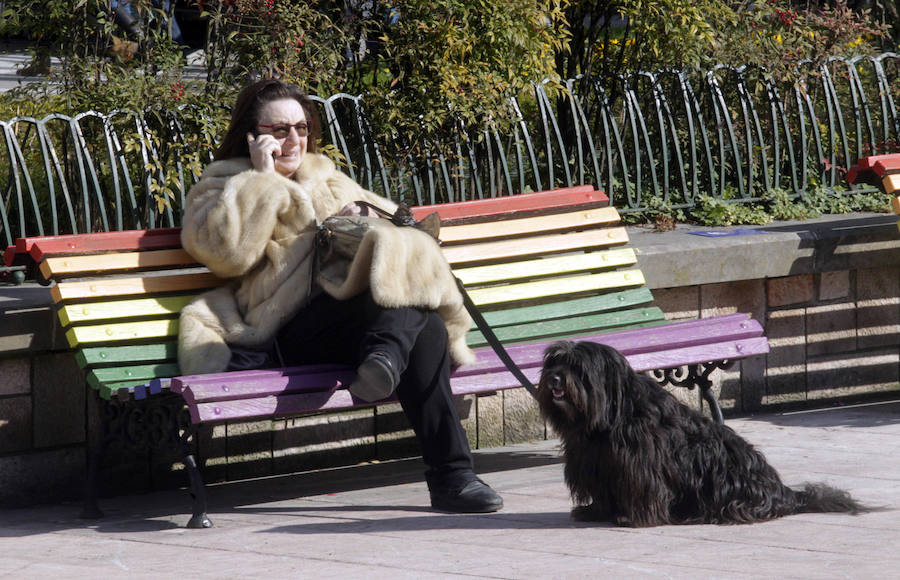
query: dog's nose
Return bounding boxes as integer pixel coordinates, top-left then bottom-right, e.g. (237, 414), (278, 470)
(546, 374), (562, 390)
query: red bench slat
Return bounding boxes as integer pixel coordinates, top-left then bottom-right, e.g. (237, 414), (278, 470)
(411, 186), (608, 222)
(3, 245), (16, 267)
(20, 228), (183, 262)
(846, 153), (900, 185)
(15, 189), (609, 262)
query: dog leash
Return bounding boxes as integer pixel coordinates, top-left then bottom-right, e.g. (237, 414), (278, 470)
(454, 277), (539, 399)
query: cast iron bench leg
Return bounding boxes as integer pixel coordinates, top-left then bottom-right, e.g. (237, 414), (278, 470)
(179, 439), (212, 528)
(650, 361), (733, 424)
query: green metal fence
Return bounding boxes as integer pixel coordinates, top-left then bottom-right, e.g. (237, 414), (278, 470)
(2, 53), (898, 249)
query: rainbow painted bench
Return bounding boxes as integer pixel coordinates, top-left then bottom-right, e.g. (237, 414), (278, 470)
(11, 185), (769, 527)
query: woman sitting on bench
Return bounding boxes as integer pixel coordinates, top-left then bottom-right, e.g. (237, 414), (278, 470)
(177, 79), (503, 514)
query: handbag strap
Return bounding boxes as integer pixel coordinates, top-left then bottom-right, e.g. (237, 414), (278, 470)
(454, 277), (539, 399)
(353, 200), (417, 227)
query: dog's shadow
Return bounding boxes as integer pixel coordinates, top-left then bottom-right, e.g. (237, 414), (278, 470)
(742, 399), (900, 429)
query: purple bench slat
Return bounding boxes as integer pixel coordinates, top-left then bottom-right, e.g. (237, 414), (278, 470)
(449, 337), (769, 395)
(193, 389), (360, 423)
(170, 363), (349, 392)
(627, 337), (769, 372)
(174, 314), (763, 404)
(456, 314), (762, 376)
(187, 336), (769, 424)
(172, 314), (768, 422)
(178, 368), (356, 405)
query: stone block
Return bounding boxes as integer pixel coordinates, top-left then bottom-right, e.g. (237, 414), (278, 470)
(0, 396), (32, 452)
(0, 307), (57, 353)
(32, 352), (85, 448)
(0, 447), (85, 507)
(856, 268), (900, 350)
(651, 286), (699, 320)
(767, 275), (814, 307)
(456, 395), (478, 451)
(502, 388), (543, 444)
(819, 270), (850, 301)
(806, 349), (899, 402)
(475, 392), (504, 449)
(273, 409), (376, 474)
(738, 354), (767, 413)
(806, 302), (857, 357)
(764, 309), (807, 405)
(0, 357), (30, 396)
(701, 279), (766, 321)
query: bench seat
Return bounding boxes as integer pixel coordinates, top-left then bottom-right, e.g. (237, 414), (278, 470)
(171, 313), (765, 423)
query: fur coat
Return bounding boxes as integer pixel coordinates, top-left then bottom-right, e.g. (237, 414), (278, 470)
(178, 153), (475, 375)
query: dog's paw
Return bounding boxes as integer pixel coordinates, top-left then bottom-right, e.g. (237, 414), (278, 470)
(571, 503), (610, 522)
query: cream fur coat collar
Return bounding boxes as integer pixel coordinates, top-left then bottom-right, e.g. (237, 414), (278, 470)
(178, 153), (474, 375)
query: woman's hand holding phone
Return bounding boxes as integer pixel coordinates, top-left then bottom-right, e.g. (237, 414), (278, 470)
(247, 132), (279, 173)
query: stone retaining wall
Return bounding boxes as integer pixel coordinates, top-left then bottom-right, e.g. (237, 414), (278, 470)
(2, 213), (899, 506)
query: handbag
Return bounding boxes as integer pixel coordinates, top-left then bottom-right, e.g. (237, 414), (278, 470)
(315, 201), (440, 266)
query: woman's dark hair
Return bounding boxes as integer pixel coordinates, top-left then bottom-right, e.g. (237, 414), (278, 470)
(214, 79), (321, 161)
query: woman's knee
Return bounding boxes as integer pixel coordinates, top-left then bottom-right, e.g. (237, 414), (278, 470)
(419, 310), (449, 347)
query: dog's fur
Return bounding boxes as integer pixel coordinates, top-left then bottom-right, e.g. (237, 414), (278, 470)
(538, 341), (868, 526)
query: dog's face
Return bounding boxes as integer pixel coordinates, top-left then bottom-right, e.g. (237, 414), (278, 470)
(538, 341), (631, 432)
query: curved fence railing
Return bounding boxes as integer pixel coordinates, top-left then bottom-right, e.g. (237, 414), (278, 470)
(2, 53), (898, 247)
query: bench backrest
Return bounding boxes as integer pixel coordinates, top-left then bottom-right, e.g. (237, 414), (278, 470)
(29, 186), (668, 400)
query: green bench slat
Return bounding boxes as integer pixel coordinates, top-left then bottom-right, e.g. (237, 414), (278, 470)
(475, 288), (655, 328)
(75, 342), (178, 368)
(87, 363), (181, 390)
(466, 306), (666, 347)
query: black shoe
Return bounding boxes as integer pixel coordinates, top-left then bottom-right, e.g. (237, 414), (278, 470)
(349, 353), (398, 402)
(430, 477), (504, 513)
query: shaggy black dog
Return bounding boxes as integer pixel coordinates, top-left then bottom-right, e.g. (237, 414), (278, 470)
(538, 340), (868, 527)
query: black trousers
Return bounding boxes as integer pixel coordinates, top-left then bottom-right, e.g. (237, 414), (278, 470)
(275, 290), (474, 486)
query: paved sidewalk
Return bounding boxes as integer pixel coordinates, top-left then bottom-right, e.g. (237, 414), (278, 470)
(1, 399), (898, 579)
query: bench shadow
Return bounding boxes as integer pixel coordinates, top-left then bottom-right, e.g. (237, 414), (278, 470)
(0, 447), (566, 536)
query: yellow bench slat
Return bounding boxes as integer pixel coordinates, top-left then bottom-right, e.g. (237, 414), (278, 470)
(467, 269), (646, 306)
(442, 227), (628, 265)
(40, 249), (198, 278)
(65, 319), (179, 347)
(58, 295), (196, 326)
(440, 206), (620, 243)
(51, 271), (222, 303)
(454, 248), (637, 285)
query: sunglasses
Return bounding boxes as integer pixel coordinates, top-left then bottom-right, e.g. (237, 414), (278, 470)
(257, 122), (310, 139)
